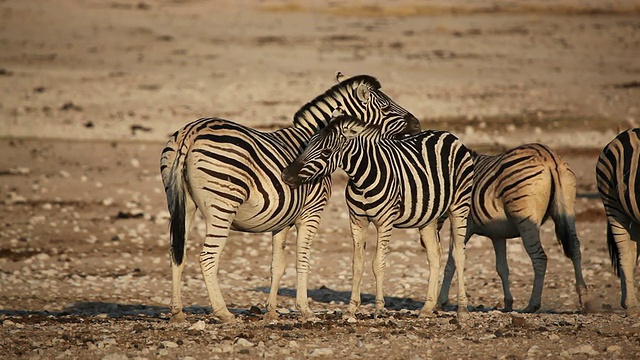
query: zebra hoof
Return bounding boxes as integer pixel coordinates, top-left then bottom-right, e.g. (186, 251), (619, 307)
(521, 304), (540, 314)
(457, 308), (470, 322)
(263, 310), (279, 321)
(169, 311), (186, 323)
(626, 305), (640, 317)
(418, 309), (436, 318)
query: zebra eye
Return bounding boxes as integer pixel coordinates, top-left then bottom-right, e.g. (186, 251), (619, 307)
(320, 148), (332, 158)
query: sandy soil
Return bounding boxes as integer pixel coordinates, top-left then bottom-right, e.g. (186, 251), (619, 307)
(1, 0), (640, 359)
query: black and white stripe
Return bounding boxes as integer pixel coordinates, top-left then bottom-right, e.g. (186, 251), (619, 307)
(282, 114), (474, 319)
(596, 128), (640, 316)
(438, 143), (588, 313)
(160, 75), (420, 322)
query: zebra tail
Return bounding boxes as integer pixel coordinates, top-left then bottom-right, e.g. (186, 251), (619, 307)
(550, 165), (579, 259)
(606, 220), (622, 277)
(168, 154), (187, 266)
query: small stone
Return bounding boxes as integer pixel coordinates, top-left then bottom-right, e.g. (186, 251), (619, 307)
(189, 320), (206, 331)
(568, 344), (598, 356)
(548, 334), (560, 341)
(606, 345), (622, 353)
(309, 348), (334, 357)
(510, 315), (526, 328)
(289, 340), (299, 349)
(161, 341), (179, 348)
(235, 338), (254, 347)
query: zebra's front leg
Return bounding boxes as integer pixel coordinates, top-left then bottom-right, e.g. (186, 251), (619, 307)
(347, 215), (368, 317)
(419, 222), (441, 317)
(265, 227), (291, 320)
(371, 223), (393, 317)
(519, 224), (546, 314)
(169, 195), (197, 323)
(492, 237), (514, 312)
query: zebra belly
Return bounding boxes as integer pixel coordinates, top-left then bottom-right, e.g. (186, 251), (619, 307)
(471, 213), (521, 239)
(231, 195), (303, 233)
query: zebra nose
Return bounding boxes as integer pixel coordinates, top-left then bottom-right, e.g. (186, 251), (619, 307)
(404, 113), (422, 134)
(281, 167), (301, 189)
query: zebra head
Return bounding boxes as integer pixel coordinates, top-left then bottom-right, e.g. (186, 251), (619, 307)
(282, 114), (398, 188)
(293, 74), (421, 136)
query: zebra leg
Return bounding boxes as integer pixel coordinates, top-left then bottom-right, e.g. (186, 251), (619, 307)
(419, 222), (441, 317)
(170, 196), (197, 323)
(293, 220), (319, 320)
(347, 215), (368, 317)
(372, 223), (393, 316)
(492, 237), (514, 312)
(265, 226), (291, 320)
(437, 238), (455, 310)
(199, 207), (237, 323)
(519, 222), (547, 313)
(609, 214), (640, 316)
(450, 214), (470, 320)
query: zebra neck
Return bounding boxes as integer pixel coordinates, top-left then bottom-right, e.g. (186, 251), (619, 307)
(292, 93), (346, 137)
(272, 126), (314, 152)
(341, 139), (395, 190)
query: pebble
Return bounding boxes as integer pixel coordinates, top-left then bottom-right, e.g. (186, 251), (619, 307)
(235, 338), (254, 347)
(309, 348), (334, 357)
(568, 344), (598, 356)
(189, 320), (206, 331)
(161, 341), (179, 348)
(606, 345), (622, 353)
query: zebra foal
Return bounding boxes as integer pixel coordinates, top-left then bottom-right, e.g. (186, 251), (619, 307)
(160, 75), (420, 323)
(282, 114), (474, 319)
(596, 128), (640, 316)
(438, 143), (589, 313)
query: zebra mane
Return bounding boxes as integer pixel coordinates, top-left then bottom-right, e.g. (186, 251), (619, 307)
(291, 75), (381, 132)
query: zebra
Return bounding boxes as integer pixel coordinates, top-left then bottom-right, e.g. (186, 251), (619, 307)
(282, 114), (474, 319)
(438, 143), (589, 313)
(596, 128), (640, 317)
(160, 75), (421, 323)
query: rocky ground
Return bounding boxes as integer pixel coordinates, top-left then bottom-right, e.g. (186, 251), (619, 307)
(1, 0), (640, 359)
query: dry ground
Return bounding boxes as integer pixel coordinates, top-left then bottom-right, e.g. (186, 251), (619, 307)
(1, 0), (640, 359)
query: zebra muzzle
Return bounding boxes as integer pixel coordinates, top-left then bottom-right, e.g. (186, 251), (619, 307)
(281, 167), (302, 189)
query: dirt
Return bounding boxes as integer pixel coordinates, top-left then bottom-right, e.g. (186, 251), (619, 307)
(1, 0), (640, 359)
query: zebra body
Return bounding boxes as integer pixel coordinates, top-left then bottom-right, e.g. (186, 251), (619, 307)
(282, 115), (474, 319)
(438, 143), (588, 313)
(596, 128), (640, 316)
(161, 75), (420, 322)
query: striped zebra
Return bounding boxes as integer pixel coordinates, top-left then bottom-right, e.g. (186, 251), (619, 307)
(160, 75), (420, 323)
(596, 128), (640, 316)
(438, 143), (589, 313)
(282, 114), (474, 319)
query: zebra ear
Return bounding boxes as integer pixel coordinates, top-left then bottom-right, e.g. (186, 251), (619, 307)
(356, 83), (370, 103)
(340, 122), (366, 139)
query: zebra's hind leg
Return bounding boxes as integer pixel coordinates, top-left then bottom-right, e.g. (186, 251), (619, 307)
(170, 195), (197, 323)
(418, 222), (441, 317)
(608, 214), (640, 316)
(518, 221), (546, 314)
(265, 227), (291, 321)
(449, 214), (469, 320)
(199, 206), (237, 323)
(371, 223), (393, 317)
(346, 215), (368, 318)
(492, 237), (514, 312)
(294, 220), (323, 321)
(436, 238), (455, 310)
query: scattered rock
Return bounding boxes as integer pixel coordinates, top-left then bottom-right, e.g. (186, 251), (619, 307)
(309, 348), (334, 357)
